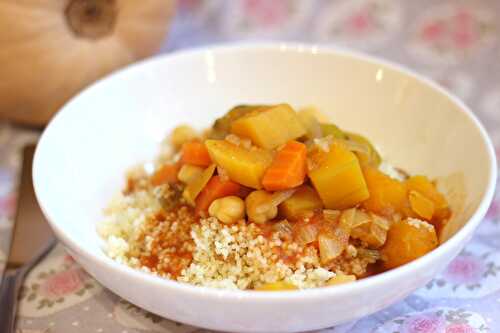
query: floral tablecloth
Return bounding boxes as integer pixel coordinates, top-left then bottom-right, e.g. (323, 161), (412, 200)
(2, 0), (500, 332)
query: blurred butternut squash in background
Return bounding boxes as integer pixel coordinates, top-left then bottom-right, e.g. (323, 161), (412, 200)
(0, 0), (175, 126)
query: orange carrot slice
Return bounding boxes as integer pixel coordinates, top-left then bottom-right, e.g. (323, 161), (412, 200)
(195, 176), (241, 213)
(262, 140), (307, 191)
(181, 141), (212, 167)
(150, 163), (179, 186)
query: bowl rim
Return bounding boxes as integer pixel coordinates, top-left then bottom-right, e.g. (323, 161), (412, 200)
(33, 42), (498, 301)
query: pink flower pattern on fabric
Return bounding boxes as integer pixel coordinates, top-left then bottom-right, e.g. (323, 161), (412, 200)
(418, 8), (480, 50)
(313, 0), (402, 50)
(376, 308), (488, 332)
(243, 0), (290, 27)
(421, 21), (446, 42)
(446, 323), (478, 333)
(410, 4), (496, 64)
(220, 0), (311, 39)
(40, 268), (87, 300)
(443, 256), (486, 285)
(346, 8), (374, 35)
(63, 254), (76, 266)
(401, 314), (446, 333)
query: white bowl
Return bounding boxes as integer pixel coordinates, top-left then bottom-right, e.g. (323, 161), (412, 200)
(33, 43), (497, 332)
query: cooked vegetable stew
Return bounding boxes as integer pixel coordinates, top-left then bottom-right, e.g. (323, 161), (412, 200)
(99, 104), (451, 290)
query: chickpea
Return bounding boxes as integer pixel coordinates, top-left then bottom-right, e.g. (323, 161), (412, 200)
(170, 125), (198, 150)
(245, 190), (277, 224)
(208, 196), (245, 224)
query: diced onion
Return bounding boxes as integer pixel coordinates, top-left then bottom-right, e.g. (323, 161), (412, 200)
(270, 189), (296, 207)
(306, 146), (328, 172)
(295, 223), (319, 245)
(224, 133), (252, 149)
(318, 234), (344, 263)
(336, 138), (370, 155)
(339, 208), (356, 229)
(370, 223), (387, 247)
(273, 219), (292, 235)
(310, 123), (323, 139)
(357, 248), (381, 262)
(371, 213), (391, 231)
(323, 209), (341, 222)
(313, 135), (334, 152)
(225, 134), (241, 146)
(352, 210), (371, 228)
(254, 189), (295, 216)
(350, 213), (389, 248)
(217, 165), (230, 182)
(333, 225), (350, 245)
(307, 157), (318, 172)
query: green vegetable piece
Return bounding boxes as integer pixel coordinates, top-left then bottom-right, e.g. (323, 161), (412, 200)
(320, 123), (347, 139)
(346, 132), (382, 167)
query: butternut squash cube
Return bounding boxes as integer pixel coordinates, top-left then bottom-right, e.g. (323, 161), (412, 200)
(231, 104), (306, 149)
(381, 218), (438, 269)
(308, 144), (369, 209)
(205, 140), (273, 189)
(408, 190), (435, 220)
(279, 185), (323, 220)
(362, 166), (410, 218)
(211, 105), (267, 139)
(405, 175), (450, 234)
(405, 175), (448, 210)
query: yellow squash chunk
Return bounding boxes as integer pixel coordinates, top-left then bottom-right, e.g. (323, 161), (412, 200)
(381, 218), (438, 270)
(231, 104), (306, 149)
(409, 190), (435, 220)
(405, 175), (451, 235)
(211, 105), (267, 139)
(183, 164), (216, 205)
(256, 282), (298, 291)
(205, 140), (273, 189)
(320, 123), (347, 139)
(279, 185), (323, 220)
(308, 143), (369, 209)
(405, 175), (448, 210)
(362, 166), (411, 218)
